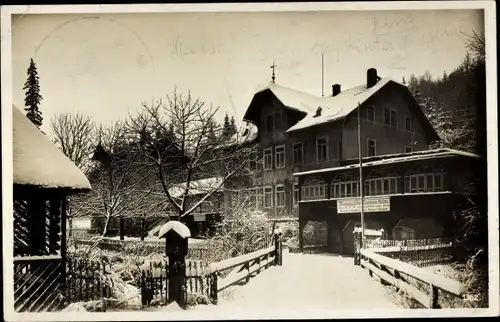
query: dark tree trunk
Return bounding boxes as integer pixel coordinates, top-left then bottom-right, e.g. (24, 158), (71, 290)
(119, 216), (125, 240)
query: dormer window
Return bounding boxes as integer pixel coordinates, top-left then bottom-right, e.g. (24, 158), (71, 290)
(265, 109), (284, 133)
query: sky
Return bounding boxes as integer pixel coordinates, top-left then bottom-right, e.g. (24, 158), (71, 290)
(11, 9), (483, 134)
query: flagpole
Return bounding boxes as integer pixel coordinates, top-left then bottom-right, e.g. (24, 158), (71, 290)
(357, 102), (365, 246)
(321, 53), (324, 97)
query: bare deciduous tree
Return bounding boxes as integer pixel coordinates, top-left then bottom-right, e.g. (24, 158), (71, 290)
(50, 112), (96, 171)
(126, 88), (257, 224)
(71, 120), (165, 237)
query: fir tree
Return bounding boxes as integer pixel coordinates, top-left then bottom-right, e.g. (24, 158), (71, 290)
(229, 116), (237, 137)
(23, 58), (43, 128)
(206, 118), (219, 145)
(442, 70), (448, 83)
(222, 112), (232, 138)
(402, 77), (406, 85)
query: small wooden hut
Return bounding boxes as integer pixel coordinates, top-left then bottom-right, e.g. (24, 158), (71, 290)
(12, 105), (91, 312)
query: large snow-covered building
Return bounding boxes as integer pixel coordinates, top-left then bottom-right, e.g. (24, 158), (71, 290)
(238, 68), (483, 254)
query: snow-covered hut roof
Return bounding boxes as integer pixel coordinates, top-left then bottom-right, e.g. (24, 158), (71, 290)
(286, 78), (396, 132)
(167, 177), (224, 198)
(12, 104), (92, 192)
(293, 148), (480, 177)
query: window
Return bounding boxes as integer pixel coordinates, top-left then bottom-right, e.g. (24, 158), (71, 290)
(405, 173), (445, 193)
(256, 188), (263, 210)
(366, 105), (375, 123)
(274, 110), (283, 130)
(331, 181), (360, 198)
(404, 146), (413, 153)
(275, 145), (285, 169)
(405, 115), (412, 132)
(275, 185), (285, 208)
(293, 184), (299, 207)
(364, 177), (400, 196)
(263, 148), (272, 170)
(316, 136), (328, 162)
(249, 189), (257, 209)
(384, 108), (397, 128)
(265, 109), (284, 133)
(265, 114), (274, 133)
(384, 109), (391, 126)
(390, 110), (397, 128)
(293, 142), (303, 165)
(248, 150), (259, 171)
(301, 179), (327, 200)
(263, 187), (273, 208)
(367, 139), (376, 157)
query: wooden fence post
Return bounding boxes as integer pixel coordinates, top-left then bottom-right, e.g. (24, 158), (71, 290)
(430, 284), (439, 308)
(274, 232), (283, 266)
(354, 230), (361, 266)
(210, 273), (218, 304)
(160, 221), (190, 309)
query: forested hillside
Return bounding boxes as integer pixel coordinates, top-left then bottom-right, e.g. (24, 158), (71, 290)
(404, 31), (488, 307)
(405, 31), (486, 157)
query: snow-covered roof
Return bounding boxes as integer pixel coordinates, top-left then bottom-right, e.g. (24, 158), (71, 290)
(286, 78), (396, 132)
(168, 177), (224, 198)
(12, 104), (92, 191)
(258, 83), (323, 114)
(293, 148), (480, 177)
(217, 123), (259, 149)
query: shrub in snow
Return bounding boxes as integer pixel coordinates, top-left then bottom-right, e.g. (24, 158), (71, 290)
(201, 209), (270, 265)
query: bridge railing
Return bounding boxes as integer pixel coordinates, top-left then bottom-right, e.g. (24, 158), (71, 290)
(205, 233), (282, 304)
(357, 247), (467, 308)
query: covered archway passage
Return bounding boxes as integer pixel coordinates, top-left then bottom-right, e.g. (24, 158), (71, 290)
(12, 105), (92, 312)
(294, 149), (482, 255)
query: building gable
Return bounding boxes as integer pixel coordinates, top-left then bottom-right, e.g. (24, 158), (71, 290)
(348, 81), (439, 144)
(243, 83), (317, 130)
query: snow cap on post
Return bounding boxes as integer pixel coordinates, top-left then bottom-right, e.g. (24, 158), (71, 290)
(158, 221), (191, 239)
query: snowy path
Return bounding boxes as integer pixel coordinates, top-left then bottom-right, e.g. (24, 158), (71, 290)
(135, 250), (400, 319)
(217, 251), (399, 311)
(112, 251), (400, 319)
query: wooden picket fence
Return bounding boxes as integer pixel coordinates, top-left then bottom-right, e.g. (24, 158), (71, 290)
(289, 244), (329, 254)
(140, 234), (281, 307)
(65, 258), (112, 306)
(140, 259), (213, 306)
(364, 238), (455, 268)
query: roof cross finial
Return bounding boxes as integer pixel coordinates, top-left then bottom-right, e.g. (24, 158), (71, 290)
(270, 61), (277, 83)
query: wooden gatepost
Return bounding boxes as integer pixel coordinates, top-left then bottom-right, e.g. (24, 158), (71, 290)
(12, 104), (92, 312)
(158, 221), (191, 309)
(353, 227), (362, 266)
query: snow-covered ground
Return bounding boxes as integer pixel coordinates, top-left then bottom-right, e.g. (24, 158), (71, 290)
(112, 250), (399, 318)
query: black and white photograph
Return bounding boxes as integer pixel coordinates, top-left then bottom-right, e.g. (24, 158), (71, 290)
(1, 1), (498, 320)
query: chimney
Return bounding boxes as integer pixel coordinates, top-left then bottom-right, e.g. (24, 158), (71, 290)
(367, 68), (378, 88)
(332, 84), (341, 97)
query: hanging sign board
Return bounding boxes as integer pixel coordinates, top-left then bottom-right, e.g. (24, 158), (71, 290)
(193, 214), (206, 222)
(337, 197), (390, 214)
